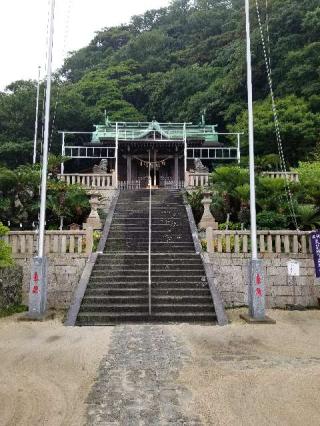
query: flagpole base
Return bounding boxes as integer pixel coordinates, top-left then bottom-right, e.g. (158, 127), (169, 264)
(19, 311), (55, 322)
(244, 259), (275, 324)
(28, 256), (48, 319)
(240, 313), (276, 324)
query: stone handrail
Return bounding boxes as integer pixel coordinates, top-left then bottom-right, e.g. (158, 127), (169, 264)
(3, 229), (93, 256)
(119, 180), (141, 190)
(261, 172), (299, 182)
(58, 173), (116, 189)
(205, 229), (312, 254)
(188, 172), (209, 188)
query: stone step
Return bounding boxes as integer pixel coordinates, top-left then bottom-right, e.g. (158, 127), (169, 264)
(76, 313), (150, 324)
(103, 250), (197, 255)
(93, 265), (204, 271)
(151, 304), (215, 313)
(85, 288), (211, 296)
(85, 288), (149, 296)
(92, 265), (206, 271)
(80, 304), (214, 314)
(151, 260), (203, 265)
(152, 288), (211, 295)
(105, 243), (195, 249)
(88, 280), (147, 286)
(108, 229), (192, 235)
(82, 295), (211, 304)
(100, 252), (199, 256)
(108, 228), (190, 232)
(105, 239), (194, 244)
(106, 236), (194, 242)
(94, 256), (202, 263)
(110, 227), (192, 232)
(88, 281), (208, 289)
(94, 261), (149, 267)
(104, 248), (196, 254)
(112, 215), (188, 220)
(80, 304), (149, 313)
(97, 253), (201, 259)
(82, 296), (149, 304)
(116, 204), (185, 208)
(91, 269), (204, 276)
(89, 275), (206, 282)
(76, 312), (216, 325)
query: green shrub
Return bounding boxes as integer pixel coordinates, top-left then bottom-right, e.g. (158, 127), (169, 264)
(200, 239), (207, 252)
(257, 211), (288, 230)
(187, 189), (204, 224)
(219, 222), (242, 230)
(93, 230), (102, 251)
(0, 222), (13, 267)
(0, 305), (27, 318)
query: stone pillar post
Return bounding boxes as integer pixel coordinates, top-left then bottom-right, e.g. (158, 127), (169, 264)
(153, 150), (157, 187)
(127, 154), (132, 183)
(85, 226), (94, 255)
(174, 155), (179, 187)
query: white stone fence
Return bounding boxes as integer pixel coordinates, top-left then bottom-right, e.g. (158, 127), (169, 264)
(205, 229), (312, 254)
(3, 230), (93, 256)
(187, 173), (209, 188)
(187, 171), (300, 189)
(57, 173), (116, 189)
(261, 172), (299, 182)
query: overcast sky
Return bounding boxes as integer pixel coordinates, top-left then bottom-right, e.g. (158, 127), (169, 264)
(0, 0), (170, 90)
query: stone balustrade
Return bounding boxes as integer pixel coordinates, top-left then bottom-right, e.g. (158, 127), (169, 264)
(261, 171), (299, 182)
(119, 180), (141, 190)
(58, 173), (116, 189)
(4, 229), (93, 256)
(205, 229), (312, 254)
(188, 173), (209, 188)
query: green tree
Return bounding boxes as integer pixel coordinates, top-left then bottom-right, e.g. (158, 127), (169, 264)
(231, 96), (320, 164)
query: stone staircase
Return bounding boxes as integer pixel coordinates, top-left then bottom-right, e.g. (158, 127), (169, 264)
(76, 189), (216, 325)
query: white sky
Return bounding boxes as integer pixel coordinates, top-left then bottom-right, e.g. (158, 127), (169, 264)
(0, 0), (170, 90)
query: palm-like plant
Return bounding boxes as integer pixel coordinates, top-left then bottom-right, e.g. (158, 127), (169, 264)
(209, 166), (249, 222)
(296, 204), (320, 230)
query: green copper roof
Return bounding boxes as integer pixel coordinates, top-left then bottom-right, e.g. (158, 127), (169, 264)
(91, 120), (219, 144)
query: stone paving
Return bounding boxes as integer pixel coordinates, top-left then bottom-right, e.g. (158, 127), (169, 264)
(86, 325), (202, 426)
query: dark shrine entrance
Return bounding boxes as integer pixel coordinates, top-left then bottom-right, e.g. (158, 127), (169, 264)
(119, 143), (185, 189)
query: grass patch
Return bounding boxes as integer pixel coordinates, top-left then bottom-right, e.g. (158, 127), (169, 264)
(0, 305), (27, 318)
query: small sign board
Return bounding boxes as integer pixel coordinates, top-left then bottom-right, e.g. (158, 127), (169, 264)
(311, 231), (320, 278)
(287, 260), (300, 277)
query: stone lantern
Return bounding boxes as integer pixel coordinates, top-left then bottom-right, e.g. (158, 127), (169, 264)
(198, 191), (218, 230)
(84, 193), (102, 230)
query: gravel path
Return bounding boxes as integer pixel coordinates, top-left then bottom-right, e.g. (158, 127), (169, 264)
(86, 325), (201, 425)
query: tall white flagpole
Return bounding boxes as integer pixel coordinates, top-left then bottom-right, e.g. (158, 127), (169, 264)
(38, 0), (55, 258)
(242, 0), (272, 323)
(33, 66), (41, 164)
(245, 0), (258, 262)
(28, 0), (55, 318)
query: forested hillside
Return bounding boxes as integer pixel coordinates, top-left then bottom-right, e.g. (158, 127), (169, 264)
(1, 0), (320, 167)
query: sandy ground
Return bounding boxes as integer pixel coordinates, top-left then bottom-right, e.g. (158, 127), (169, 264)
(0, 309), (320, 426)
(175, 309), (320, 426)
(0, 314), (111, 426)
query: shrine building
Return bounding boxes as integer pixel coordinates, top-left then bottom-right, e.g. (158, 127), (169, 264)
(59, 119), (241, 190)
